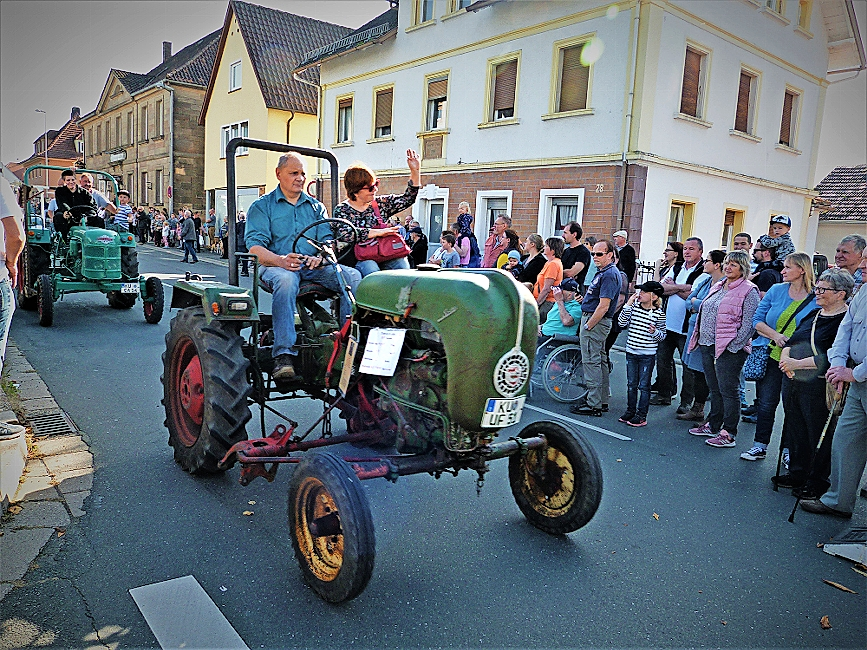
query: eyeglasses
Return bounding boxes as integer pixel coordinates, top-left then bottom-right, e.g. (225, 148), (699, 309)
(814, 286), (842, 294)
(664, 248), (675, 252)
(592, 251), (608, 257)
(362, 180), (379, 192)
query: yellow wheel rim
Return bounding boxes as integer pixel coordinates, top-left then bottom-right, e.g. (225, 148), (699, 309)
(521, 446), (576, 517)
(294, 477), (344, 583)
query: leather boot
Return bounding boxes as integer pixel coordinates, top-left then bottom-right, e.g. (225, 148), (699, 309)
(676, 402), (705, 421)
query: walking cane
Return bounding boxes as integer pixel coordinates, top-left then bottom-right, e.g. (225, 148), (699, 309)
(788, 382), (849, 523)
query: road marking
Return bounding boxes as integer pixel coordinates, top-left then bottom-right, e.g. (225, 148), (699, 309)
(130, 575), (248, 650)
(524, 404), (632, 441)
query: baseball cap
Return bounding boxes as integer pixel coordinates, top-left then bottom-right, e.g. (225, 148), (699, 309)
(558, 278), (580, 292)
(636, 280), (665, 297)
(770, 214), (791, 227)
(613, 230), (628, 239)
(409, 226), (423, 234)
(507, 250), (521, 260)
(117, 189), (130, 197)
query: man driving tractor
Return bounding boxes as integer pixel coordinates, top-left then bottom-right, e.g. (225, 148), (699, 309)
(245, 152), (361, 381)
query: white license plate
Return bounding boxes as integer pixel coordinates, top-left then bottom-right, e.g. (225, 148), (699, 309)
(481, 396), (526, 428)
(121, 283), (139, 294)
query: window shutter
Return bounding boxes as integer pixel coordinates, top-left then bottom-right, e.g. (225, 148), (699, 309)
(558, 45), (589, 112)
(680, 49), (701, 117)
(493, 59), (518, 112)
(338, 97), (352, 110)
(423, 134), (443, 159)
(428, 78), (448, 101)
(734, 72), (751, 133)
(375, 90), (393, 129)
(779, 91), (794, 146)
(724, 209), (735, 226)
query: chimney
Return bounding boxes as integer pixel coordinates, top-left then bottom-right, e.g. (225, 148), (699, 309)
(71, 106), (80, 120)
(163, 41), (172, 63)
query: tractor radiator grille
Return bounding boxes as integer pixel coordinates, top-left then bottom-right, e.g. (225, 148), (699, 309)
(82, 243), (121, 279)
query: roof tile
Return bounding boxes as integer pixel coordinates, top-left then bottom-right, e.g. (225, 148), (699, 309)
(816, 165), (867, 222)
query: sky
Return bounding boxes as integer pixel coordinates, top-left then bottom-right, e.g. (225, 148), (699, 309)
(1, 0), (865, 185)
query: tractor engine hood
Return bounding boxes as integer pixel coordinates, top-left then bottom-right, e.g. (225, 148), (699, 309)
(354, 269), (538, 432)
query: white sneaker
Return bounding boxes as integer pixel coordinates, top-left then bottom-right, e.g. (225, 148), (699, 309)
(0, 422), (25, 439)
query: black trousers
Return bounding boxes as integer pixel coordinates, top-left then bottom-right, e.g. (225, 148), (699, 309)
(681, 367), (709, 406)
(784, 376), (835, 493)
(657, 331), (686, 400)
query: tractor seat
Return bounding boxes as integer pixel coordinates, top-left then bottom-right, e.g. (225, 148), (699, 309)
(258, 278), (338, 301)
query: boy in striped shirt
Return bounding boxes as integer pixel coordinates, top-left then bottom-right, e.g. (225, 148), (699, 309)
(617, 281), (667, 427)
(112, 189), (132, 231)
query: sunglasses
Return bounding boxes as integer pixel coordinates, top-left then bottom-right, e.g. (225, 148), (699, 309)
(592, 251), (609, 257)
(362, 180), (380, 192)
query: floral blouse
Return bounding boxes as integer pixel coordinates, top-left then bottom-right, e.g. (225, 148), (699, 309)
(332, 182), (419, 241)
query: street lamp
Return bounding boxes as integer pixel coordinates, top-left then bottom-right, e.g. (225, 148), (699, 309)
(34, 109), (48, 185)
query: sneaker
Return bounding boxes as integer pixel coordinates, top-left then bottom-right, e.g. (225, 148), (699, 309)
(688, 422), (713, 436)
(741, 403), (757, 416)
(618, 411), (635, 423)
(0, 422), (25, 439)
(741, 413), (757, 424)
(649, 395), (671, 406)
(771, 473), (804, 489)
(569, 404), (603, 417)
(627, 415), (647, 427)
(706, 431), (736, 448)
(782, 448), (790, 471)
(676, 407), (705, 422)
(739, 446), (766, 461)
(675, 405), (690, 415)
(272, 354), (296, 381)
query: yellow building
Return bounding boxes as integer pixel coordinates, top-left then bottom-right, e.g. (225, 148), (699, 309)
(200, 0), (352, 221)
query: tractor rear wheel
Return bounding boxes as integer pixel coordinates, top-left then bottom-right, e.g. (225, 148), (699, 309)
(120, 247), (139, 279)
(17, 246), (50, 311)
(288, 452), (375, 603)
(107, 292), (136, 309)
(143, 277), (164, 324)
(508, 421), (602, 534)
(162, 308), (251, 474)
(37, 274), (53, 327)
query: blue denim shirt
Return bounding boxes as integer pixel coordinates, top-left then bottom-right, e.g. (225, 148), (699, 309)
(245, 186), (329, 257)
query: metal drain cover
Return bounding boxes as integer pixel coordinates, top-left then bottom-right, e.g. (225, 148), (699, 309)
(28, 411), (77, 438)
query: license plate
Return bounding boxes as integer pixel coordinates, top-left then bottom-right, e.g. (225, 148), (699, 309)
(121, 283), (139, 294)
(481, 396), (526, 428)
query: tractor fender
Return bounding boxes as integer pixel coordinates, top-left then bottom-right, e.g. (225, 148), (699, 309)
(170, 279), (259, 324)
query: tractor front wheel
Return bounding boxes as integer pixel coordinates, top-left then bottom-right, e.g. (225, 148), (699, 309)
(107, 292), (136, 309)
(37, 274), (53, 327)
(143, 277), (164, 324)
(508, 421), (602, 534)
(288, 452), (375, 603)
(162, 308), (251, 474)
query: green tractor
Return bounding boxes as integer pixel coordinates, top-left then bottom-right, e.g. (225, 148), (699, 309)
(161, 140), (602, 603)
(17, 166), (163, 326)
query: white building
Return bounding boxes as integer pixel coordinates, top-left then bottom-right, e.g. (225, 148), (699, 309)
(297, 0), (865, 267)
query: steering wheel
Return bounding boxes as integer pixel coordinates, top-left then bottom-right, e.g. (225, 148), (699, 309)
(291, 218), (358, 263)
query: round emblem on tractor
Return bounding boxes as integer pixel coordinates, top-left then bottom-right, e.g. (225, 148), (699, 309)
(493, 350), (530, 397)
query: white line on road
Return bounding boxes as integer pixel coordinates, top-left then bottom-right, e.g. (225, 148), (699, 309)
(130, 575), (248, 650)
(524, 404), (632, 441)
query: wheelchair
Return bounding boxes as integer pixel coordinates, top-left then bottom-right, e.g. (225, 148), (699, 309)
(529, 333), (586, 402)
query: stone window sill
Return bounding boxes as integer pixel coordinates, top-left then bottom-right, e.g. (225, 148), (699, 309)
(674, 113), (712, 128)
(729, 129), (761, 143)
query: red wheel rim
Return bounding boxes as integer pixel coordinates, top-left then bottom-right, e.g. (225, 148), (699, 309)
(144, 300), (154, 317)
(170, 338), (204, 447)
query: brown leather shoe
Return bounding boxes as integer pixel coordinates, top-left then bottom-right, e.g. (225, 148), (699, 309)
(799, 499), (852, 519)
(676, 406), (705, 421)
(273, 355), (296, 381)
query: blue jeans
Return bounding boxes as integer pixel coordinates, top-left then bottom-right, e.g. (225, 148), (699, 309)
(754, 359), (787, 446)
(260, 263), (361, 358)
(699, 345), (748, 437)
(0, 279), (14, 375)
(626, 352), (655, 417)
(355, 255), (410, 278)
(182, 240), (198, 262)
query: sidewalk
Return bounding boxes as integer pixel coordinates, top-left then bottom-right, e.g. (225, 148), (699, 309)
(0, 342), (91, 603)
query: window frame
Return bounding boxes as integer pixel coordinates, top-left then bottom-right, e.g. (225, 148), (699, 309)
(140, 104), (149, 142)
(797, 0), (812, 30)
(678, 42), (711, 121)
(155, 169), (163, 205)
(483, 52), (520, 125)
(115, 115), (122, 147)
(777, 84), (802, 151)
(127, 173), (134, 203)
(472, 190), (513, 244)
(141, 171), (148, 204)
(667, 197), (698, 242)
(423, 72), (450, 133)
(156, 99), (164, 137)
(370, 85), (394, 141)
(96, 124), (102, 152)
(127, 111), (134, 146)
(413, 0), (436, 26)
(732, 65), (761, 137)
(547, 34), (594, 118)
(537, 189), (585, 238)
(335, 94), (354, 146)
(220, 120), (249, 158)
(229, 60), (242, 92)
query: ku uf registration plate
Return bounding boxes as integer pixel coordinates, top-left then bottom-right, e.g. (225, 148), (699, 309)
(120, 283), (139, 294)
(481, 396), (526, 428)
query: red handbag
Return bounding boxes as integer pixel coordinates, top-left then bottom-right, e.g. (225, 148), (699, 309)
(353, 199), (411, 263)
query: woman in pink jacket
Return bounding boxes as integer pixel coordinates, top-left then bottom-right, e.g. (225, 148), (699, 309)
(687, 251), (760, 448)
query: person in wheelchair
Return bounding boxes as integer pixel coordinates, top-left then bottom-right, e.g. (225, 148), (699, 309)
(538, 278), (582, 342)
(53, 169), (98, 239)
(246, 152), (362, 381)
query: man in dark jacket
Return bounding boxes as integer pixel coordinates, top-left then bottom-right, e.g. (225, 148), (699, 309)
(180, 210), (198, 263)
(53, 169), (97, 239)
(235, 211), (249, 276)
(613, 230), (637, 286)
(193, 211), (203, 252)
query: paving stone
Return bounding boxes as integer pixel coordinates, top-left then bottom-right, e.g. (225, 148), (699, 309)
(64, 491), (89, 518)
(20, 398), (61, 415)
(54, 468), (93, 495)
(16, 381), (51, 399)
(14, 474), (59, 502)
(35, 436), (88, 457)
(22, 459), (49, 477)
(0, 410), (18, 423)
(6, 500), (68, 529)
(0, 527), (53, 581)
(43, 451), (92, 475)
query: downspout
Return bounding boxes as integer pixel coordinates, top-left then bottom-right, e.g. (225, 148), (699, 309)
(286, 109), (295, 143)
(292, 71), (325, 201)
(618, 0), (642, 233)
(157, 81), (175, 215)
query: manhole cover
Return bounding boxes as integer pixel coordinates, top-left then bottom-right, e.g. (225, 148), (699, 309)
(28, 411), (77, 438)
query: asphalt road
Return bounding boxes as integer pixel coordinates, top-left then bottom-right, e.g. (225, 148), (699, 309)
(3, 243), (865, 649)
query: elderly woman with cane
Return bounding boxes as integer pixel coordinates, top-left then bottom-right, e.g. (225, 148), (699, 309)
(775, 268), (854, 499)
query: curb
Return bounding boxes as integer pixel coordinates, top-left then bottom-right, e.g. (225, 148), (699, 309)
(0, 340), (90, 603)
